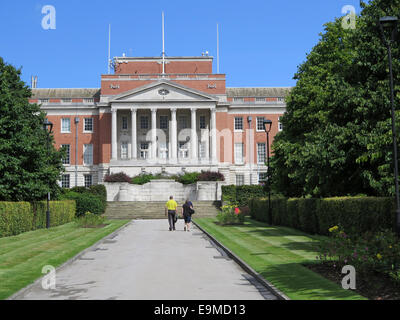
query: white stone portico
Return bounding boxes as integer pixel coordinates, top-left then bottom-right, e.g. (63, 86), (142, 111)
(107, 80), (219, 176)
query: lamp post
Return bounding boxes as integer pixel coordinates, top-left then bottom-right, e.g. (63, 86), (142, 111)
(263, 119), (273, 225)
(379, 16), (400, 236)
(43, 119), (53, 229)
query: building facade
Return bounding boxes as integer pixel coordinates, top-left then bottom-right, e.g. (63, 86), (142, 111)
(30, 56), (290, 188)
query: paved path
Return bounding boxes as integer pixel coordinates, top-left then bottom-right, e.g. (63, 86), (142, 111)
(12, 220), (277, 300)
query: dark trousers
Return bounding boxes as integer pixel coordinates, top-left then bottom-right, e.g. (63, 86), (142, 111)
(168, 211), (176, 230)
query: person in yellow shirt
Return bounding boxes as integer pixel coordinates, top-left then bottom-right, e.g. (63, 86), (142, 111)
(165, 196), (178, 231)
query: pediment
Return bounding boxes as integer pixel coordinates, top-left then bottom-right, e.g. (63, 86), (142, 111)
(111, 80), (217, 102)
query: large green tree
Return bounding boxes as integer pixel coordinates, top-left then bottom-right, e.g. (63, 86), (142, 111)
(0, 57), (64, 201)
(272, 0), (400, 197)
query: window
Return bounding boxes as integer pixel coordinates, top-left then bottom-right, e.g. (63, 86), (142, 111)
(61, 175), (70, 189)
(278, 97), (285, 102)
(257, 117), (265, 131)
(257, 143), (266, 164)
(233, 97), (244, 103)
(258, 173), (268, 184)
(199, 141), (206, 159)
(84, 118), (93, 132)
(159, 142), (169, 159)
(84, 174), (93, 188)
(178, 116), (188, 129)
(160, 116), (168, 129)
(199, 116), (206, 129)
(256, 97), (266, 102)
(60, 144), (70, 165)
(84, 98), (94, 103)
(61, 118), (71, 133)
(83, 144), (93, 165)
(140, 143), (149, 159)
(234, 117), (243, 131)
(62, 98), (72, 103)
(140, 116), (149, 129)
(236, 174), (244, 186)
(121, 142), (128, 159)
(39, 99), (49, 104)
(278, 117), (283, 131)
(122, 116), (128, 130)
(234, 143), (244, 164)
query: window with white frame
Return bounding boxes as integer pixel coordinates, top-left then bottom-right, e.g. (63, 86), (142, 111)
(83, 144), (93, 165)
(258, 173), (268, 184)
(257, 117), (265, 131)
(84, 118), (93, 132)
(199, 116), (206, 129)
(234, 117), (243, 131)
(179, 142), (189, 159)
(278, 117), (283, 131)
(140, 116), (149, 129)
(62, 98), (72, 103)
(140, 143), (149, 159)
(84, 174), (93, 188)
(278, 97), (285, 102)
(60, 144), (70, 165)
(84, 98), (94, 103)
(199, 141), (206, 159)
(233, 97), (244, 103)
(234, 143), (244, 164)
(61, 118), (71, 133)
(257, 143), (266, 164)
(121, 142), (128, 159)
(160, 116), (168, 129)
(122, 116), (128, 130)
(236, 174), (244, 186)
(159, 142), (169, 159)
(256, 97), (266, 102)
(61, 174), (70, 188)
(39, 99), (49, 104)
(178, 116), (188, 130)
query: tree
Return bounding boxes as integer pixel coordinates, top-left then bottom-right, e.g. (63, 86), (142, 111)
(0, 57), (64, 201)
(272, 0), (400, 197)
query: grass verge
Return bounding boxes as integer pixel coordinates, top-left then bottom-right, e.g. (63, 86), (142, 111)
(0, 219), (129, 300)
(194, 217), (366, 300)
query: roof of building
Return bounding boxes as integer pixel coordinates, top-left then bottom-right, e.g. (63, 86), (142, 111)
(226, 87), (292, 98)
(31, 88), (101, 99)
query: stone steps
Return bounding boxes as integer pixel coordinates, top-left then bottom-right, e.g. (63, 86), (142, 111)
(105, 201), (221, 220)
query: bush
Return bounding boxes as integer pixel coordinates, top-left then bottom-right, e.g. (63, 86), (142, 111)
(198, 171), (225, 182)
(223, 185), (266, 207)
(88, 184), (107, 206)
(175, 172), (200, 185)
(76, 211), (106, 228)
(61, 191), (104, 217)
(297, 198), (319, 234)
(33, 200), (76, 228)
(217, 205), (245, 225)
(0, 202), (33, 237)
(104, 172), (131, 183)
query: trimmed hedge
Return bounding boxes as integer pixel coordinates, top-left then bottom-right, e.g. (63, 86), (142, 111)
(222, 185), (266, 207)
(61, 191), (105, 217)
(0, 200), (76, 238)
(249, 197), (395, 236)
(0, 202), (33, 237)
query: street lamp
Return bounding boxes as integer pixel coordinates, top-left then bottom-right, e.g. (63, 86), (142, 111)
(263, 119), (273, 224)
(43, 119), (53, 229)
(379, 16), (400, 236)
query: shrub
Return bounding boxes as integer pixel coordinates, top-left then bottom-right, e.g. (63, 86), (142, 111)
(88, 184), (107, 206)
(175, 172), (200, 185)
(0, 202), (33, 237)
(223, 185), (266, 207)
(217, 205), (245, 225)
(76, 211), (106, 228)
(61, 191), (104, 216)
(297, 198), (319, 234)
(33, 200), (76, 228)
(104, 172), (131, 183)
(198, 171), (225, 182)
(131, 174), (155, 185)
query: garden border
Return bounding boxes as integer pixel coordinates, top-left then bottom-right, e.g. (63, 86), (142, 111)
(7, 220), (132, 300)
(193, 220), (290, 300)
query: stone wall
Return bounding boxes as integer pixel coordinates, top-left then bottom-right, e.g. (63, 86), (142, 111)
(103, 179), (223, 202)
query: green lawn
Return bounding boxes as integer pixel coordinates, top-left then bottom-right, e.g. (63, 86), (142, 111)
(194, 217), (366, 300)
(0, 219), (129, 300)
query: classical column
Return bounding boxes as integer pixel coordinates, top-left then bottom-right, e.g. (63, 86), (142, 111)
(210, 108), (217, 163)
(191, 108), (198, 161)
(151, 108), (157, 160)
(111, 108), (117, 160)
(131, 107), (137, 159)
(170, 108), (177, 162)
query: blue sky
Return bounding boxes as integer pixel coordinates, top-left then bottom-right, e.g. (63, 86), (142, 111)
(0, 0), (361, 89)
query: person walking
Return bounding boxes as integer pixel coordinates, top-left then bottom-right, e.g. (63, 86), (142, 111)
(181, 199), (194, 232)
(165, 196), (178, 231)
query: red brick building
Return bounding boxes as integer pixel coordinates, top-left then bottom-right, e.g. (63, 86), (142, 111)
(30, 55), (290, 188)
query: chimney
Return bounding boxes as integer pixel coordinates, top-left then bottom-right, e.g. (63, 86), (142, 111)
(31, 76), (38, 89)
